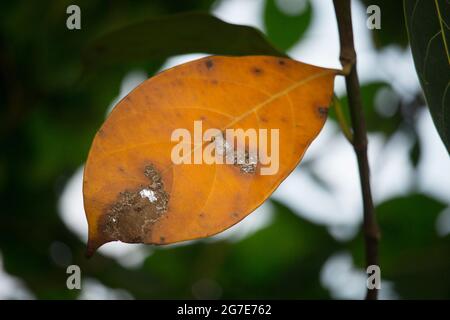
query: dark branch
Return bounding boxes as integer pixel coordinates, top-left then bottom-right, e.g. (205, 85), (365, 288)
(333, 0), (380, 300)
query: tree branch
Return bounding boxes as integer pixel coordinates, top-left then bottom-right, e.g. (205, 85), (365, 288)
(333, 0), (380, 300)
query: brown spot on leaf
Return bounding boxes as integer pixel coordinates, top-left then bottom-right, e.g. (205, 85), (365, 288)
(99, 164), (169, 244)
(205, 60), (214, 69)
(252, 67), (263, 75)
(173, 79), (184, 86)
(97, 129), (105, 137)
(317, 106), (328, 119)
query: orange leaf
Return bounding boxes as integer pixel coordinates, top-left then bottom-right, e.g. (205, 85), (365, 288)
(83, 55), (337, 256)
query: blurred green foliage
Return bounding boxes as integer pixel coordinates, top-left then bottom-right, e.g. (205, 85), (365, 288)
(0, 0), (448, 300)
(350, 194), (450, 298)
(84, 12), (284, 70)
(329, 82), (403, 138)
(263, 0), (312, 51)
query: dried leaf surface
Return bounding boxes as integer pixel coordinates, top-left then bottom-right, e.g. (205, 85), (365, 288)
(83, 56), (337, 255)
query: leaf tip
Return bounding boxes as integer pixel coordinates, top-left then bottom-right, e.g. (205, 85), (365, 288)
(85, 235), (106, 258)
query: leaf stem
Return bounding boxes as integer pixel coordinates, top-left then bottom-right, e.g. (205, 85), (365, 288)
(333, 0), (380, 300)
(336, 63), (353, 76)
(332, 94), (353, 143)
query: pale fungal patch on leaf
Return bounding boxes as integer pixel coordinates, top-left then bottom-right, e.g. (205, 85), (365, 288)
(236, 151), (258, 174)
(213, 132), (258, 174)
(139, 188), (157, 202)
(99, 164), (169, 243)
(213, 133), (233, 156)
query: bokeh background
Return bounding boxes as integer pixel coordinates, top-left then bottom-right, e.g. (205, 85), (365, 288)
(1, 0), (449, 299)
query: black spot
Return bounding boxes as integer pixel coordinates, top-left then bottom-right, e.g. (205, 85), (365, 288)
(252, 67), (263, 75)
(160, 236), (165, 243)
(317, 106), (328, 118)
(278, 59), (286, 66)
(261, 117), (268, 123)
(205, 60), (214, 69)
(232, 212), (239, 218)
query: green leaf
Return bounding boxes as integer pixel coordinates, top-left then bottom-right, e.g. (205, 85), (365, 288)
(83, 12), (284, 70)
(350, 194), (449, 299)
(404, 0), (450, 153)
(263, 0), (312, 51)
(330, 82), (402, 138)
